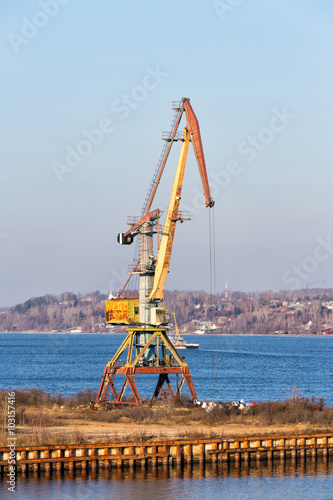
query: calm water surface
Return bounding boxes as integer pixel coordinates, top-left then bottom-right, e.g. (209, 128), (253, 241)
(0, 333), (332, 498)
(0, 333), (332, 403)
(1, 459), (333, 500)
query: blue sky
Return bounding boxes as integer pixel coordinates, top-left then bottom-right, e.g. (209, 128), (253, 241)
(1, 0), (333, 306)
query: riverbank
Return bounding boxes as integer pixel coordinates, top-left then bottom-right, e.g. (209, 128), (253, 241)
(9, 418), (333, 447)
(1, 388), (333, 447)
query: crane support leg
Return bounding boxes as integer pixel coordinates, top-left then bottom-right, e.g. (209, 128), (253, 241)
(94, 328), (197, 407)
(152, 374), (175, 400)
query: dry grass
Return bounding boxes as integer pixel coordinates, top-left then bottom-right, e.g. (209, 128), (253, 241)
(1, 387), (332, 447)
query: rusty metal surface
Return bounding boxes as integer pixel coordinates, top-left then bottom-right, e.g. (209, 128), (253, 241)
(96, 328), (197, 406)
(1, 433), (332, 470)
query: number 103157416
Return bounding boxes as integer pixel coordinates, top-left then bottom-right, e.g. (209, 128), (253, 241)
(7, 392), (16, 433)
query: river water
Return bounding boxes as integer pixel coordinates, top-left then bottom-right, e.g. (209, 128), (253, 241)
(1, 459), (333, 500)
(0, 333), (332, 498)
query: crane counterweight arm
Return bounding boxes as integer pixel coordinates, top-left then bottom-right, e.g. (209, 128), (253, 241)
(117, 209), (160, 245)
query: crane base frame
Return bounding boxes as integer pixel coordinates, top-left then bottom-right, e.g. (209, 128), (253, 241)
(95, 328), (197, 406)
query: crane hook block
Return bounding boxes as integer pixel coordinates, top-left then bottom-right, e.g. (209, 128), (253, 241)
(117, 233), (133, 245)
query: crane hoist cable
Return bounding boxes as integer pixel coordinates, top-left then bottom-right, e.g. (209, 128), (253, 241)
(213, 207), (217, 390)
(209, 207), (217, 389)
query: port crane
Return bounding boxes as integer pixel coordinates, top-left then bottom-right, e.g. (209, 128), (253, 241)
(95, 98), (214, 406)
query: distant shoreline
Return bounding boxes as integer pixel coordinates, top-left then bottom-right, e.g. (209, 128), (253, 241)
(0, 331), (329, 337)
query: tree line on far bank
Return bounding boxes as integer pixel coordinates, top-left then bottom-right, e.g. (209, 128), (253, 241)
(0, 288), (332, 335)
